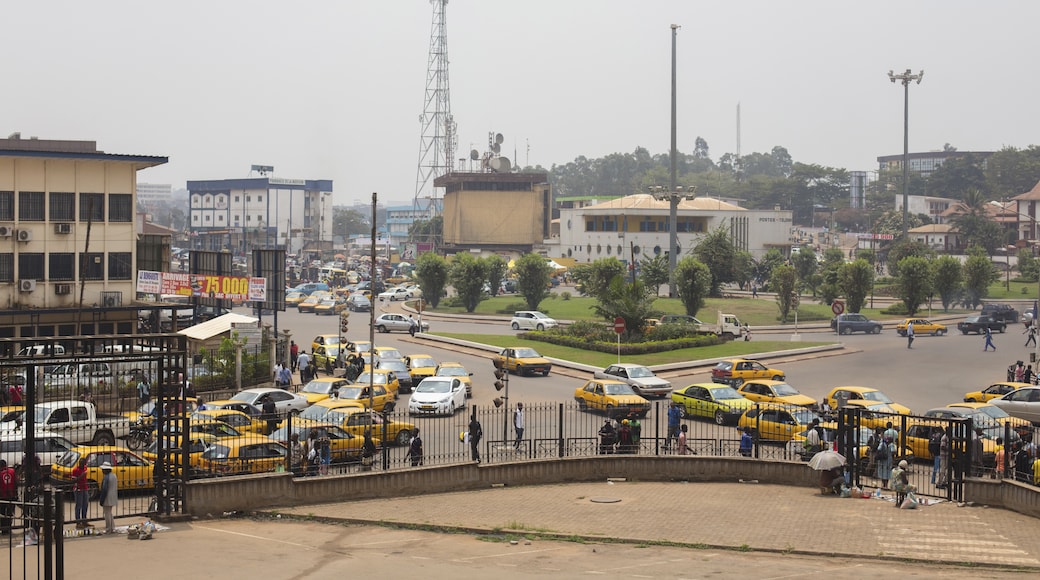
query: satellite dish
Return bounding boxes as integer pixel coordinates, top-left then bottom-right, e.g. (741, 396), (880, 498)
(490, 157), (512, 172)
(495, 133), (504, 145)
(470, 149), (479, 160)
(491, 143), (501, 154)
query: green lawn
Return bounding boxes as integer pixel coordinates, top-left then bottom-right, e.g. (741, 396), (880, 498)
(435, 332), (833, 368)
(985, 279), (1040, 301)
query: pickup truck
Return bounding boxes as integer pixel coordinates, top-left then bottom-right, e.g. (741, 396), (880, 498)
(1, 400), (130, 446)
(658, 310), (745, 340)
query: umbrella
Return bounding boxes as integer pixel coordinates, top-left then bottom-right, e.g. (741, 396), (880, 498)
(807, 449), (846, 471)
(334, 254), (346, 260)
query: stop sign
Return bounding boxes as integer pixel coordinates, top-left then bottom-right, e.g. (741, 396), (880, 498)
(613, 317), (626, 334)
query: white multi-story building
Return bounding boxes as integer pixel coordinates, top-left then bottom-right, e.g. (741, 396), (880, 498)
(187, 177), (333, 256)
(136, 182), (171, 207)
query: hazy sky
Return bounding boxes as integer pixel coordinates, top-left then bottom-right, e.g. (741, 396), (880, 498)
(5, 1), (1039, 206)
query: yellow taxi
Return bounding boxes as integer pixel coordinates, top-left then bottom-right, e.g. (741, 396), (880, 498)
(737, 404), (821, 443)
(291, 398), (366, 426)
(313, 297), (347, 316)
(710, 359), (785, 388)
(903, 421), (997, 465)
(334, 384), (394, 412)
(737, 380), (817, 409)
(354, 369), (400, 397)
(313, 345), (342, 372)
(670, 383), (754, 425)
(297, 294), (326, 314)
(324, 407), (416, 446)
(435, 362), (473, 397)
(51, 446), (153, 494)
(963, 382), (1032, 403)
(839, 400), (907, 430)
(346, 340), (372, 354)
(825, 386), (911, 415)
(186, 418), (244, 439)
(372, 346), (403, 362)
(786, 423), (872, 464)
(268, 421), (377, 464)
(573, 379), (650, 419)
(140, 434), (217, 464)
(299, 377), (352, 404)
(285, 291), (307, 307)
(194, 408), (266, 434)
(196, 435), (288, 476)
(947, 402), (1032, 430)
(404, 353), (438, 383)
(123, 397), (200, 427)
(311, 333), (341, 353)
(494, 347), (552, 377)
(896, 318), (947, 337)
(0, 405), (25, 424)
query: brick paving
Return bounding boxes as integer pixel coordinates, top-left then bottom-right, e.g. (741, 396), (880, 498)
(275, 481), (1040, 570)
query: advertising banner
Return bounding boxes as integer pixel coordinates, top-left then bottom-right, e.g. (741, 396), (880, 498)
(137, 271), (266, 301)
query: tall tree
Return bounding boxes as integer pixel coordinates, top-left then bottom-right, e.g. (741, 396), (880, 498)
(333, 208), (370, 237)
(591, 276), (658, 340)
(962, 246), (998, 309)
(791, 247), (819, 295)
(886, 239), (935, 278)
(674, 256), (712, 317)
(931, 255), (963, 311)
(571, 258), (626, 299)
(514, 253), (553, 311)
(484, 255), (508, 296)
(838, 259), (874, 313)
(896, 256), (933, 316)
(638, 254), (669, 296)
(693, 225), (736, 296)
(771, 265), (799, 323)
(448, 253), (487, 313)
(414, 252), (448, 308)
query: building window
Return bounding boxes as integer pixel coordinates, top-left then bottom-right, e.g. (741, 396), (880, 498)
(19, 253), (45, 280)
(217, 215), (225, 222)
(0, 191), (13, 221)
(192, 214), (199, 223)
(80, 253), (104, 280)
(18, 191), (45, 221)
(258, 195), (263, 202)
(586, 220), (595, 232)
(234, 195), (240, 203)
(109, 194), (133, 222)
(247, 215), (252, 222)
(79, 193), (105, 222)
(109, 252), (132, 280)
(0, 253), (12, 282)
(233, 215), (240, 222)
(49, 253), (75, 281)
(246, 195), (251, 203)
(204, 215), (211, 222)
(49, 192), (75, 221)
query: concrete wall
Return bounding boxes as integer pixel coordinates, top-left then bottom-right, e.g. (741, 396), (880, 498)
(964, 478), (1040, 519)
(186, 456), (821, 516)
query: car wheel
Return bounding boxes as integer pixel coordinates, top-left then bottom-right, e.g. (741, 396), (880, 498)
(377, 325), (387, 333)
(511, 322), (520, 330)
(961, 330), (969, 335)
(542, 369), (550, 377)
(839, 326), (850, 335)
(1000, 325), (1007, 333)
(536, 323), (545, 331)
(395, 429), (412, 446)
(577, 399), (588, 411)
(714, 410), (726, 425)
(290, 409), (300, 417)
(92, 431), (115, 446)
(872, 326), (882, 334)
(937, 329), (946, 336)
(517, 365), (525, 376)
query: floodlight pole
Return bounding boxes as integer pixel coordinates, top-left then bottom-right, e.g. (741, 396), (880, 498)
(888, 68), (924, 239)
(668, 23), (680, 298)
(369, 192), (376, 413)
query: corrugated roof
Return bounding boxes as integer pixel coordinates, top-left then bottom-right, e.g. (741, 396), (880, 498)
(1012, 180), (1040, 201)
(178, 312), (259, 341)
(909, 224), (957, 233)
(585, 193), (744, 211)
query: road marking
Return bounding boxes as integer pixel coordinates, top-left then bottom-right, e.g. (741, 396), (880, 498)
(194, 525), (316, 550)
(350, 537), (423, 546)
(454, 546), (565, 561)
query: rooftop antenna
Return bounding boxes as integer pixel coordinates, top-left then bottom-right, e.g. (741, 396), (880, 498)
(414, 0), (454, 206)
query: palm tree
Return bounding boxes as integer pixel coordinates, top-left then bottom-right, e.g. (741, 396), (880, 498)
(591, 275), (658, 341)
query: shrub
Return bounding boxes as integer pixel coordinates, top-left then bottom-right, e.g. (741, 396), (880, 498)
(881, 303), (909, 315)
(560, 291), (571, 301)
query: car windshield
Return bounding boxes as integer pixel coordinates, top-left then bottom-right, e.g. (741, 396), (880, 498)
(973, 405), (1010, 420)
(299, 406), (329, 421)
(773, 384), (799, 396)
(301, 381), (334, 395)
(356, 373), (386, 385)
(377, 349), (402, 360)
(230, 392), (257, 403)
(437, 367), (467, 377)
(201, 444), (231, 460)
(626, 366), (653, 378)
(416, 381), (452, 394)
(861, 391), (894, 404)
(320, 300), (336, 306)
(791, 409), (819, 425)
(513, 348), (541, 358)
(603, 383), (637, 396)
(711, 387), (743, 400)
(337, 387), (365, 399)
(409, 357), (436, 369)
(531, 312), (550, 319)
(379, 361), (408, 373)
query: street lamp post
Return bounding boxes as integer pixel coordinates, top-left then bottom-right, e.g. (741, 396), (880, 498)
(651, 185), (697, 289)
(668, 23), (680, 298)
(888, 68), (924, 239)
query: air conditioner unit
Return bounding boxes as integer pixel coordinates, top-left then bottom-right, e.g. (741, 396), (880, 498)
(55, 283), (72, 295)
(0, 226), (12, 237)
(19, 280), (36, 292)
(101, 291), (122, 308)
(17, 230), (32, 242)
(54, 223), (72, 234)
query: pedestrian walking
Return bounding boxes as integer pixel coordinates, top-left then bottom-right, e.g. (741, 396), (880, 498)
(1025, 324), (1037, 347)
(677, 424), (689, 455)
(297, 351), (311, 382)
(666, 402), (682, 450)
(408, 315), (418, 338)
(407, 428), (424, 466)
(984, 325), (997, 352)
(71, 458), (90, 529)
(0, 459), (16, 535)
(513, 403), (525, 450)
(361, 429), (377, 471)
(289, 433), (304, 477)
(99, 462), (118, 534)
(1016, 361), (1026, 383)
(906, 320), (915, 349)
(468, 414), (483, 463)
(1026, 365), (1035, 385)
(262, 395), (278, 435)
(739, 426), (753, 457)
(876, 436), (895, 488)
(137, 373), (151, 404)
(290, 340), (299, 372)
(936, 429), (951, 489)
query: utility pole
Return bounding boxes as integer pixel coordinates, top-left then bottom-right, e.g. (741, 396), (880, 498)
(888, 68), (924, 239)
(668, 23), (680, 298)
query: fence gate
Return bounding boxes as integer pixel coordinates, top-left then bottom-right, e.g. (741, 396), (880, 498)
(1, 334), (187, 579)
(838, 407), (971, 501)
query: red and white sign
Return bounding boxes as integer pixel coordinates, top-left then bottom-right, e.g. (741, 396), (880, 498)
(831, 301), (845, 316)
(613, 317), (626, 334)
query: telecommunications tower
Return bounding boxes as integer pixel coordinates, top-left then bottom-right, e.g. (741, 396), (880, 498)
(414, 0), (455, 203)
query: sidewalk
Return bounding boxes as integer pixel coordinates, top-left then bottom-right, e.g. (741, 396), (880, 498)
(272, 480), (1040, 570)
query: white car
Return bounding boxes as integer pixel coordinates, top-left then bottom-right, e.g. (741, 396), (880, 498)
(374, 313), (430, 333)
(991, 386), (1040, 424)
(377, 287), (412, 301)
(229, 387), (310, 415)
(593, 363), (672, 398)
(510, 311), (558, 331)
(408, 377), (466, 416)
(0, 432), (75, 471)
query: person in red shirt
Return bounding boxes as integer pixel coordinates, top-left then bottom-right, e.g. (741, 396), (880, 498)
(0, 459), (16, 535)
(71, 458), (90, 529)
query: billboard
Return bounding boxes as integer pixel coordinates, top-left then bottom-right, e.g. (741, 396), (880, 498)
(137, 271), (266, 302)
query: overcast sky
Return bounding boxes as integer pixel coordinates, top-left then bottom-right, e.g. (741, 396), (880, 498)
(5, 1), (1038, 207)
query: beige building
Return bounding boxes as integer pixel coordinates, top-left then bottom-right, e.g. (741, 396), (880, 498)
(909, 224), (961, 252)
(0, 135), (166, 338)
(436, 172), (550, 253)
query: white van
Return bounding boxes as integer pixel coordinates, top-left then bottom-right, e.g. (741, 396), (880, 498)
(17, 344), (66, 357)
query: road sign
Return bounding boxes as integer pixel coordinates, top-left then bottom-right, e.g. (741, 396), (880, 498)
(613, 317), (626, 334)
(832, 301), (845, 316)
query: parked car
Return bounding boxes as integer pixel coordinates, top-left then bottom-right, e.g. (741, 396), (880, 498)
(346, 294), (372, 312)
(670, 383), (753, 425)
(0, 432), (74, 472)
(299, 377), (353, 404)
(408, 376), (467, 416)
(593, 364), (672, 398)
(51, 446), (154, 494)
(738, 404), (821, 443)
(373, 313), (429, 333)
(377, 359), (415, 394)
(196, 435), (288, 476)
(710, 359), (785, 387)
(957, 315), (1007, 334)
(824, 386), (912, 415)
(658, 314), (700, 325)
(737, 380), (817, 409)
(510, 311), (558, 331)
(991, 386), (1040, 423)
(981, 303), (1019, 324)
(377, 287), (412, 301)
(493, 347), (551, 377)
(963, 382), (1032, 403)
(228, 388), (309, 415)
(896, 318), (947, 336)
(830, 313), (882, 335)
(573, 379), (650, 419)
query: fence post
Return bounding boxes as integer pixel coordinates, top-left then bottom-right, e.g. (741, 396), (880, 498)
(42, 488), (53, 580)
(654, 401), (660, 456)
(557, 403), (564, 458)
